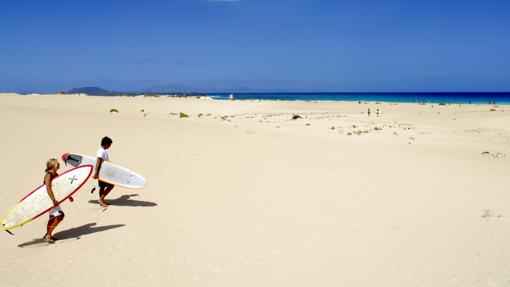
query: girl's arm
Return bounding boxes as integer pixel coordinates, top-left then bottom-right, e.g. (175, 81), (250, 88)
(45, 174), (58, 206)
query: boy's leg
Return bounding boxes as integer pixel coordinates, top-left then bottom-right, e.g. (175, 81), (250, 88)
(99, 181), (114, 207)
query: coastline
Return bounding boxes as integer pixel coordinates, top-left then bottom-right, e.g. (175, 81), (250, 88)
(206, 92), (510, 105)
(4, 92), (510, 105)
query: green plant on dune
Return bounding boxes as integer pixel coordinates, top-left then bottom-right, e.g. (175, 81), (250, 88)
(291, 114), (302, 120)
(198, 113), (203, 118)
(179, 112), (189, 118)
(110, 108), (119, 113)
(490, 108), (497, 112)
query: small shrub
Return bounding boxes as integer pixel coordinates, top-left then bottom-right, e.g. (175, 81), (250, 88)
(490, 108), (497, 112)
(352, 125), (357, 128)
(482, 209), (493, 218)
(179, 112), (189, 118)
(110, 108), (119, 113)
(347, 132), (352, 136)
(140, 109), (145, 113)
(374, 127), (381, 131)
(291, 114), (302, 120)
(305, 123), (311, 126)
(330, 126), (335, 130)
(198, 113), (203, 118)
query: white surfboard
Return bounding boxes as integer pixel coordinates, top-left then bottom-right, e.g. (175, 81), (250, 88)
(62, 153), (147, 189)
(2, 165), (93, 231)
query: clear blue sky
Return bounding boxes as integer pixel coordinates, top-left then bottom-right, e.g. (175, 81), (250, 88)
(1, 0), (509, 92)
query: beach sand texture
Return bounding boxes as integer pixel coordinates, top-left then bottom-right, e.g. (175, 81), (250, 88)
(1, 93), (510, 286)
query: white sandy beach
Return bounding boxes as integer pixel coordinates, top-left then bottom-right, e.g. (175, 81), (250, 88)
(1, 93), (510, 286)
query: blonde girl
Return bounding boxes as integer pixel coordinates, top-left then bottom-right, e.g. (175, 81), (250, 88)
(43, 159), (72, 243)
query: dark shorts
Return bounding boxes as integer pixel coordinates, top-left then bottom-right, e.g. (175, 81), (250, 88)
(98, 180), (114, 190)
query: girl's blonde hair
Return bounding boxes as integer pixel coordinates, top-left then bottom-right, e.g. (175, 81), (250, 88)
(45, 158), (59, 172)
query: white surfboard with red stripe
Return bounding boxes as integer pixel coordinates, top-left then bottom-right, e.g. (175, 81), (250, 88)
(2, 165), (93, 232)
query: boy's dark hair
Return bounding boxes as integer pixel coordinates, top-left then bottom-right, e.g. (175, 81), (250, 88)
(101, 136), (113, 146)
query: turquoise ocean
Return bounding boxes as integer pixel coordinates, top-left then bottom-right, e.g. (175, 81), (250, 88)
(207, 92), (510, 104)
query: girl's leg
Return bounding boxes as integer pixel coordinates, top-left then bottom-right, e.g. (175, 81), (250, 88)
(44, 215), (63, 242)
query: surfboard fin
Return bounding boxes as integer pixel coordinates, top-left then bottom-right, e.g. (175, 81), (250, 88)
(5, 229), (13, 235)
(91, 186), (96, 194)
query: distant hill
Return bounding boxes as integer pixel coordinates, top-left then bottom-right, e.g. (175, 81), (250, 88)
(67, 87), (114, 95)
(142, 84), (198, 93)
(66, 86), (205, 97)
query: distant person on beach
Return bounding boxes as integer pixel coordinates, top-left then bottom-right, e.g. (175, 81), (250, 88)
(368, 108), (371, 117)
(43, 158), (72, 243)
(376, 108), (380, 117)
(94, 136), (114, 207)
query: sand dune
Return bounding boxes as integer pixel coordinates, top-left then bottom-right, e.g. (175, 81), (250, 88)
(1, 93), (510, 286)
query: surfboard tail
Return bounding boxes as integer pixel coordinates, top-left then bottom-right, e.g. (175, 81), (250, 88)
(3, 223), (14, 235)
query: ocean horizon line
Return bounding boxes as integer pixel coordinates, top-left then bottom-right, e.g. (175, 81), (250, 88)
(207, 91), (510, 95)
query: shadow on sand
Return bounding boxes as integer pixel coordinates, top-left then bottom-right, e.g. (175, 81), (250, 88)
(89, 194), (157, 207)
(17, 222), (125, 248)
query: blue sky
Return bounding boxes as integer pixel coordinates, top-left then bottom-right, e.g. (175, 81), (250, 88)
(1, 0), (509, 92)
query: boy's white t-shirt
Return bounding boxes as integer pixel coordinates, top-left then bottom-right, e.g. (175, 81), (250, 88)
(97, 147), (109, 161)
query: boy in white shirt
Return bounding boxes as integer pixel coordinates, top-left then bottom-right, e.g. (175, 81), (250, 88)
(94, 136), (114, 207)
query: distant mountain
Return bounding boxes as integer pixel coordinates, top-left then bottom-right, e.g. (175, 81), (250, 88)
(141, 84), (201, 93)
(66, 86), (204, 97)
(67, 87), (114, 95)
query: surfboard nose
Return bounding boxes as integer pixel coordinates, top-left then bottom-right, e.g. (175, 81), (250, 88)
(61, 153), (69, 162)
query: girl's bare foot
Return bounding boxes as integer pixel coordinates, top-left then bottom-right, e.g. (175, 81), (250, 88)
(43, 235), (55, 244)
(98, 200), (108, 208)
